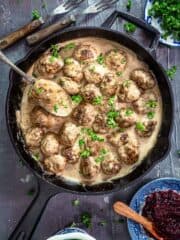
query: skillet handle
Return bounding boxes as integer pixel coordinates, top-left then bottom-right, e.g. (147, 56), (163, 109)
(8, 178), (60, 240)
(101, 10), (160, 57)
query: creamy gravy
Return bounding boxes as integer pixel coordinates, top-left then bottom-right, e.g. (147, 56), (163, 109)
(17, 37), (162, 185)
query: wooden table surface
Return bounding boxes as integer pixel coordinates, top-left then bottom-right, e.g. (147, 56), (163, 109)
(0, 0), (179, 239)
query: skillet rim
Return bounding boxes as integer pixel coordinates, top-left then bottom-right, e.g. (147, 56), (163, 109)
(6, 26), (174, 194)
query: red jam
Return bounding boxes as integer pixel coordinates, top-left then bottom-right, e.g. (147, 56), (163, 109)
(142, 190), (180, 240)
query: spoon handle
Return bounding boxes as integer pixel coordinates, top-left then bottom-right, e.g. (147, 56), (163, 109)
(0, 50), (33, 83)
(113, 201), (164, 240)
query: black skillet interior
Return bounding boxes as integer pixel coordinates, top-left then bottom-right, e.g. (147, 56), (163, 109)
(7, 25), (173, 194)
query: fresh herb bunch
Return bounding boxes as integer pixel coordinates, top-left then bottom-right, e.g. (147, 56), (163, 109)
(32, 9), (41, 20)
(124, 22), (136, 33)
(166, 66), (177, 80)
(148, 0), (180, 41)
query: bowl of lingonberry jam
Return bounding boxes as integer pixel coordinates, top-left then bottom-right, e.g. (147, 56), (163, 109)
(127, 178), (180, 240)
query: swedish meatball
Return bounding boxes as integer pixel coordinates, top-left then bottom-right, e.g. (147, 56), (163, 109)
(105, 49), (127, 72)
(93, 113), (108, 134)
(41, 133), (59, 156)
(81, 83), (102, 102)
(59, 122), (80, 146)
(133, 92), (157, 114)
(59, 76), (80, 95)
(131, 69), (155, 90)
(73, 44), (98, 62)
(101, 159), (121, 175)
(44, 154), (66, 174)
(118, 138), (139, 165)
(87, 140), (105, 156)
(109, 132), (129, 147)
(135, 120), (157, 137)
(25, 127), (44, 147)
(33, 53), (64, 79)
(84, 63), (107, 84)
(117, 108), (137, 128)
(118, 80), (141, 102)
(30, 106), (64, 129)
(80, 157), (100, 179)
(73, 103), (97, 126)
(100, 72), (119, 96)
(63, 57), (83, 82)
(61, 141), (80, 164)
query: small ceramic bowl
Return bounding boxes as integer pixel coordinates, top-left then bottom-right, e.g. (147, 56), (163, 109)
(145, 0), (180, 47)
(127, 177), (180, 240)
(47, 227), (96, 240)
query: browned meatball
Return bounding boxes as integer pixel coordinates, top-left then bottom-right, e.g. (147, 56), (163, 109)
(73, 44), (98, 62)
(81, 84), (102, 102)
(59, 122), (80, 146)
(72, 103), (97, 126)
(33, 53), (64, 79)
(87, 139), (105, 156)
(130, 69), (155, 90)
(118, 80), (141, 103)
(101, 159), (121, 175)
(135, 120), (157, 137)
(84, 63), (107, 84)
(80, 157), (100, 179)
(117, 108), (137, 128)
(41, 133), (59, 156)
(92, 113), (108, 134)
(44, 154), (66, 174)
(118, 138), (139, 165)
(59, 76), (80, 95)
(100, 72), (119, 96)
(30, 106), (64, 129)
(105, 49), (127, 72)
(63, 57), (83, 82)
(61, 143), (80, 164)
(109, 132), (129, 147)
(25, 127), (44, 147)
(133, 92), (157, 114)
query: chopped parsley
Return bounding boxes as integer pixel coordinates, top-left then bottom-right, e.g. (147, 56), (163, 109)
(81, 212), (92, 228)
(53, 104), (59, 113)
(32, 152), (40, 161)
(123, 80), (131, 87)
(108, 96), (115, 107)
(79, 139), (85, 148)
(71, 94), (83, 104)
(86, 128), (104, 142)
(63, 42), (76, 50)
(32, 9), (41, 20)
(92, 96), (103, 105)
(121, 58), (127, 64)
(166, 66), (177, 80)
(136, 122), (145, 132)
(49, 56), (56, 63)
(80, 149), (91, 158)
(95, 148), (108, 163)
(125, 108), (134, 116)
(50, 44), (59, 58)
(146, 100), (157, 108)
(116, 71), (122, 77)
(72, 199), (80, 206)
(124, 22), (136, 33)
(126, 0), (132, 11)
(147, 111), (155, 119)
(64, 57), (73, 65)
(35, 87), (43, 94)
(107, 110), (119, 128)
(97, 53), (105, 65)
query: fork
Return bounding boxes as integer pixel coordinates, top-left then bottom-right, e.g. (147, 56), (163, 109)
(26, 0), (119, 45)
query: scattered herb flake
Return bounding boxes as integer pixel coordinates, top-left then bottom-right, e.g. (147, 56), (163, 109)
(136, 122), (145, 132)
(32, 152), (40, 161)
(79, 139), (85, 147)
(32, 9), (41, 20)
(81, 212), (92, 228)
(35, 87), (44, 94)
(95, 148), (108, 163)
(64, 57), (73, 65)
(86, 128), (104, 142)
(146, 100), (157, 109)
(124, 22), (136, 33)
(53, 104), (59, 113)
(166, 66), (177, 80)
(126, 0), (132, 11)
(116, 71), (122, 76)
(125, 108), (134, 116)
(71, 94), (83, 104)
(80, 149), (91, 158)
(64, 42), (76, 51)
(92, 96), (103, 105)
(147, 111), (155, 119)
(107, 110), (119, 128)
(123, 80), (131, 87)
(97, 53), (105, 65)
(50, 44), (59, 58)
(72, 199), (80, 206)
(108, 96), (115, 107)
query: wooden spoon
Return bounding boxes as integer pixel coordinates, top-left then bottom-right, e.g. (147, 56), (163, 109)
(113, 201), (164, 240)
(0, 50), (72, 117)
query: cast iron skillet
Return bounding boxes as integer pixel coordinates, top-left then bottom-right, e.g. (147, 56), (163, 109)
(6, 11), (173, 240)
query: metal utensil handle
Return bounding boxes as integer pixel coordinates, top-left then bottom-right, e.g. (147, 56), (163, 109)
(26, 15), (75, 45)
(101, 10), (160, 56)
(8, 178), (60, 240)
(0, 51), (33, 83)
(0, 18), (44, 50)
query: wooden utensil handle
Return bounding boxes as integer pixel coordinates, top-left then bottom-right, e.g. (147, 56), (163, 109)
(26, 15), (76, 45)
(113, 201), (164, 240)
(0, 18), (44, 50)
